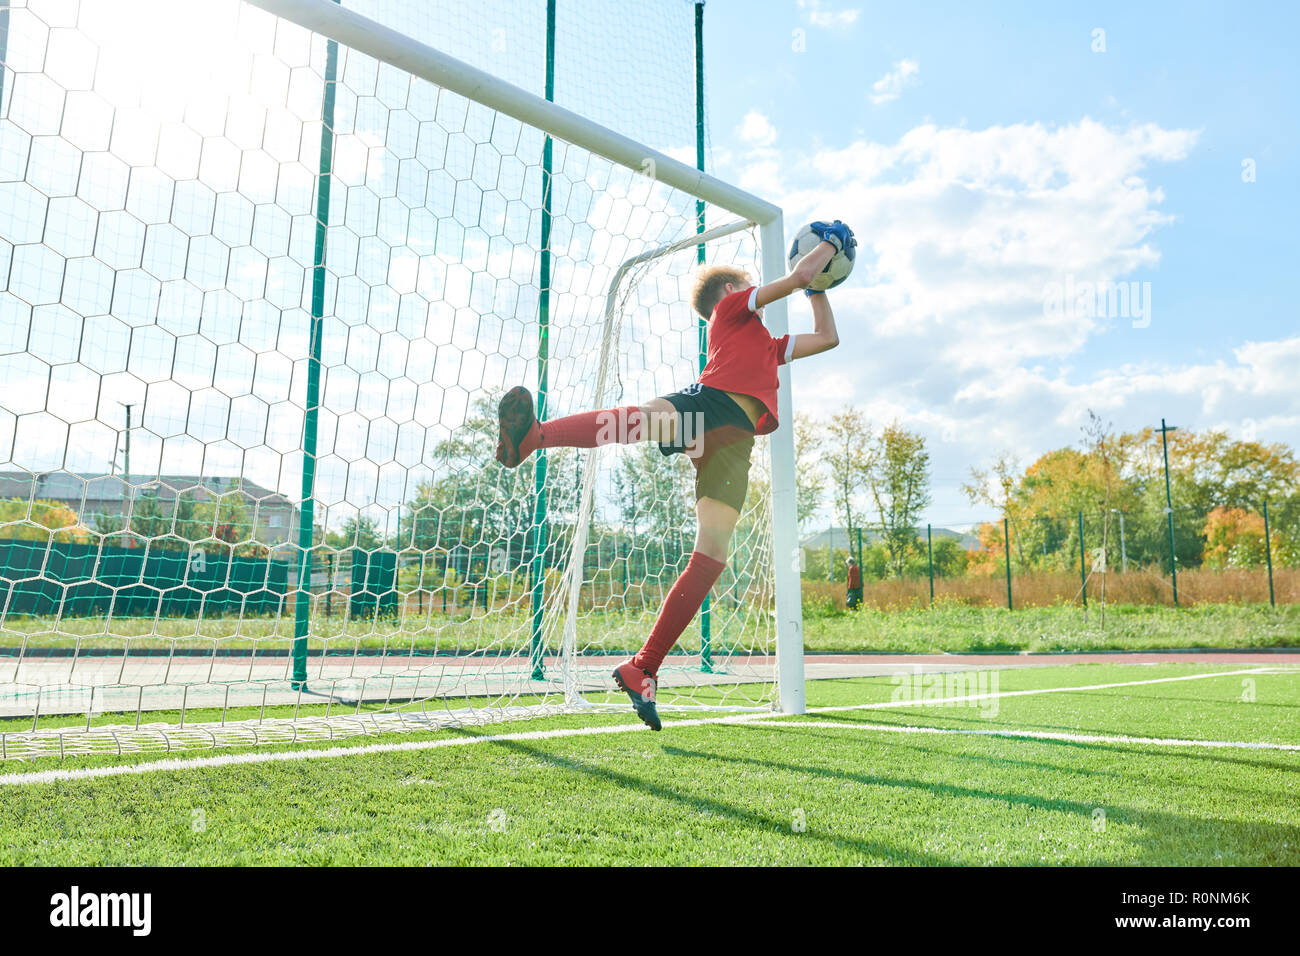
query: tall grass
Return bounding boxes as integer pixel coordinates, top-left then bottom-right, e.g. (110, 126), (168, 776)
(804, 566), (1298, 612)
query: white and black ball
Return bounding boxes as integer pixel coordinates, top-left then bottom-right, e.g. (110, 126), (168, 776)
(787, 223), (856, 291)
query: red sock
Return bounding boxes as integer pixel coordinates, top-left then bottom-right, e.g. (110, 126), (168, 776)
(632, 551), (725, 676)
(527, 406), (643, 456)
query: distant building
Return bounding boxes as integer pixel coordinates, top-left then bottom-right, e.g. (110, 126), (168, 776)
(0, 471), (299, 557)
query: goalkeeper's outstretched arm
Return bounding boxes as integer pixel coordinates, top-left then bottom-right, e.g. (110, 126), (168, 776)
(791, 290), (839, 359)
(753, 240), (835, 308)
(752, 220), (855, 309)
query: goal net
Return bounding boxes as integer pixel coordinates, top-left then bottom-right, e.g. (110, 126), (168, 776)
(0, 0), (801, 759)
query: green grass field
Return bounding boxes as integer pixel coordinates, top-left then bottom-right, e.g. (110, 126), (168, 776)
(4, 600), (1296, 654)
(802, 601), (1300, 652)
(2, 661), (1296, 865)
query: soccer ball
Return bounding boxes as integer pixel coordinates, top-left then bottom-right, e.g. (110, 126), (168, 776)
(788, 222), (856, 291)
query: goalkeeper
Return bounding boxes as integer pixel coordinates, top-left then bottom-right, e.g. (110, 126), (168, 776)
(495, 220), (854, 730)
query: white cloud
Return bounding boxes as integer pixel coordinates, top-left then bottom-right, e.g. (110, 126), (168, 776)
(737, 109), (778, 148)
(940, 338), (1300, 462)
(743, 119), (1200, 370)
(711, 115), (1300, 522)
(870, 58), (920, 105)
(733, 111), (782, 195)
(797, 0), (861, 29)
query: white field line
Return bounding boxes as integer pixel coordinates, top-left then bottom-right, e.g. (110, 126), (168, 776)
(814, 665), (1293, 713)
(745, 721), (1300, 752)
(0, 667), (1291, 785)
(0, 713), (765, 785)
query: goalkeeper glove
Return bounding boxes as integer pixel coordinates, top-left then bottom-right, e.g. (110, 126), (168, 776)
(809, 219), (856, 254)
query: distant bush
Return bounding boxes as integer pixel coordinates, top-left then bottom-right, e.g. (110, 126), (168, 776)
(0, 498), (91, 544)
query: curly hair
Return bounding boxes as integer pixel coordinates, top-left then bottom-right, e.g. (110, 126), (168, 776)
(690, 265), (751, 320)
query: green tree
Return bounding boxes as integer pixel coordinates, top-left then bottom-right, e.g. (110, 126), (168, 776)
(614, 444), (694, 577)
(126, 487), (174, 546)
(938, 537), (969, 577)
(866, 422), (931, 578)
(859, 541), (889, 579)
(398, 394), (578, 581)
(823, 406), (871, 564)
(332, 514), (383, 552)
(400, 480), (445, 553)
(963, 423), (1299, 574)
(192, 489), (264, 557)
(793, 412), (826, 527)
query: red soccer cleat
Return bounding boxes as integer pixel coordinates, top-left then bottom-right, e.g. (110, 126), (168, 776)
(613, 660), (661, 731)
(496, 385), (541, 468)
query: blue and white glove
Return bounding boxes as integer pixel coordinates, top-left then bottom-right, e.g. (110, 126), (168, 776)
(809, 219), (856, 254)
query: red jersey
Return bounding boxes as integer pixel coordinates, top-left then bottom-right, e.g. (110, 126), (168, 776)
(696, 287), (792, 435)
(847, 565), (862, 589)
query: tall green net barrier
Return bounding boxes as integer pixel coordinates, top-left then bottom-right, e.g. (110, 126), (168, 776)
(0, 0), (789, 759)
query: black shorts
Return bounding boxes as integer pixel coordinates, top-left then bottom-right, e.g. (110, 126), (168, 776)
(656, 384), (756, 512)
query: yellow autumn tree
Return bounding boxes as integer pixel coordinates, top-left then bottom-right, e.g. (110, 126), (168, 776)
(1202, 507), (1268, 569)
(0, 498), (92, 544)
(964, 521), (1006, 578)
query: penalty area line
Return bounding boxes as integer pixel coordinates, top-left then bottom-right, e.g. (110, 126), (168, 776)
(0, 712), (764, 786)
(0, 667), (1286, 785)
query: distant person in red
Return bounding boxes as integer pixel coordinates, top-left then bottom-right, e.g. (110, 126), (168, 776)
(846, 557), (862, 610)
(494, 221), (856, 730)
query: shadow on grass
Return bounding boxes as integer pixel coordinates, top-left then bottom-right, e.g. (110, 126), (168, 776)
(453, 727), (950, 864)
(798, 710), (1300, 775)
(743, 726), (1125, 780)
(682, 724), (1300, 864)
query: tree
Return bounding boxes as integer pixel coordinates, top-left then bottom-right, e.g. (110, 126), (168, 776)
(614, 444), (695, 577)
(1203, 507), (1268, 569)
(965, 520), (1008, 577)
(182, 488), (270, 558)
(0, 498), (90, 544)
(124, 486), (175, 546)
(1130, 427), (1299, 514)
(400, 479), (448, 553)
(1124, 426), (1299, 569)
(859, 540), (889, 579)
(961, 423), (1299, 574)
(1081, 409), (1122, 617)
(823, 407), (872, 564)
(1270, 495), (1300, 569)
(399, 394), (578, 581)
(930, 536), (969, 578)
(332, 514), (383, 552)
(740, 411), (825, 566)
(964, 452), (1026, 567)
(793, 412), (826, 527)
(968, 426), (1141, 573)
(109, 484), (265, 557)
(866, 422), (931, 578)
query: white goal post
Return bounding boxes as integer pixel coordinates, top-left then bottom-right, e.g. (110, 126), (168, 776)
(249, 0), (805, 716)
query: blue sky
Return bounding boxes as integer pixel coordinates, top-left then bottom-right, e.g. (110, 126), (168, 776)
(699, 0), (1299, 527)
(2, 0), (1294, 537)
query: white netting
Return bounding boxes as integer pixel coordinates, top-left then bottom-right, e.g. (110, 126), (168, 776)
(0, 0), (780, 759)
